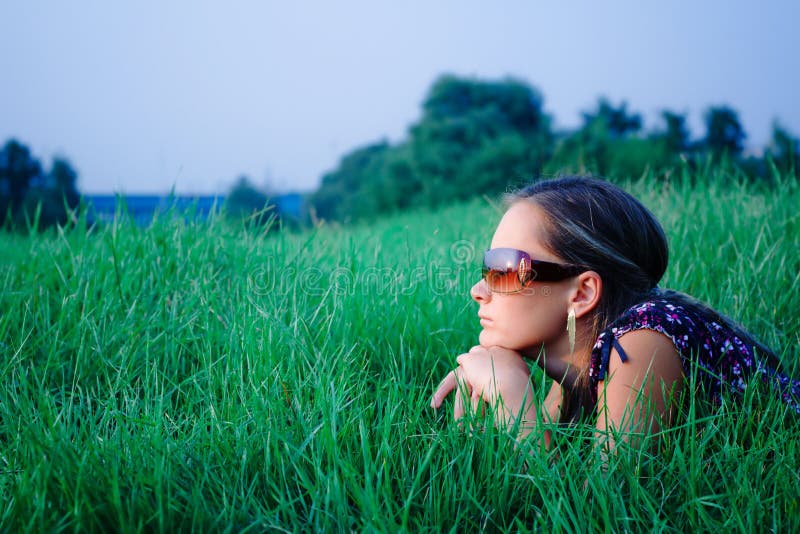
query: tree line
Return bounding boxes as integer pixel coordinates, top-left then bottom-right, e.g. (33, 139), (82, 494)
(4, 74), (799, 230)
(308, 74), (800, 223)
(0, 140), (81, 230)
(0, 141), (282, 231)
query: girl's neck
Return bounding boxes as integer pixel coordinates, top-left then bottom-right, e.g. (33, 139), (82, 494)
(530, 332), (592, 391)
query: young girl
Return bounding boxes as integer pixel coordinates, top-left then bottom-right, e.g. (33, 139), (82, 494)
(430, 176), (799, 450)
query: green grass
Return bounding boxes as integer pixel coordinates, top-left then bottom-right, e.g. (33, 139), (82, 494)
(1, 171), (799, 531)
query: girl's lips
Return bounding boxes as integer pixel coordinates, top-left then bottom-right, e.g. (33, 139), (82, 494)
(478, 315), (492, 326)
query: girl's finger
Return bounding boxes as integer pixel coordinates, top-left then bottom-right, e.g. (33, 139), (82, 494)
(471, 390), (481, 417)
(453, 388), (465, 421)
(453, 369), (470, 421)
(431, 370), (457, 409)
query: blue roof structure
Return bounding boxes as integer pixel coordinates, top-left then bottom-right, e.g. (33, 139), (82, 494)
(84, 193), (303, 226)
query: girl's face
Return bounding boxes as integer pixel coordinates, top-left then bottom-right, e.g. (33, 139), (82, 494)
(471, 201), (573, 354)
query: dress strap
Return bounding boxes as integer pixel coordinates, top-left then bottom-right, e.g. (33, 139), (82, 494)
(598, 334), (630, 381)
(612, 337), (629, 362)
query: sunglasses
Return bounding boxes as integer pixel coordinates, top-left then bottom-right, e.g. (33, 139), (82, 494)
(482, 248), (585, 294)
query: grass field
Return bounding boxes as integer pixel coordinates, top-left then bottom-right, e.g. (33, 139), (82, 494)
(1, 172), (799, 531)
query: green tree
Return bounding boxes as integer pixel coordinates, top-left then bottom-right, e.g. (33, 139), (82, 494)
(765, 121), (799, 176)
(546, 98), (646, 178)
(581, 98), (642, 139)
(19, 157), (82, 228)
(373, 144), (422, 212)
(422, 75), (550, 134)
(409, 74), (552, 204)
(225, 176), (279, 227)
(0, 139), (43, 223)
(460, 133), (543, 193)
(702, 106), (746, 159)
(309, 141), (392, 222)
(658, 110), (691, 153)
(308, 75), (553, 222)
(50, 158), (81, 207)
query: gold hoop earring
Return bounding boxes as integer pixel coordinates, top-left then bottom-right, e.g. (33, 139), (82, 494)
(567, 308), (576, 357)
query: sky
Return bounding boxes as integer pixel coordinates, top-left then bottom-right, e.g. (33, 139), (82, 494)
(2, 0), (799, 195)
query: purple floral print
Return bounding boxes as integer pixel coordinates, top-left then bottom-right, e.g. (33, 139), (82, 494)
(588, 295), (800, 414)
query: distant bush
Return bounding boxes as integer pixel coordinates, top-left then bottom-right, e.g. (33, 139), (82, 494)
(224, 176), (281, 229)
(1, 139), (81, 231)
(309, 75), (553, 223)
(308, 76), (800, 224)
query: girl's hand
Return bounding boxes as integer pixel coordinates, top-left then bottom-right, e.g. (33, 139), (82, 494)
(431, 346), (537, 430)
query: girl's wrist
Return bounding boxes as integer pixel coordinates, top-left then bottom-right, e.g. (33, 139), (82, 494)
(498, 385), (538, 429)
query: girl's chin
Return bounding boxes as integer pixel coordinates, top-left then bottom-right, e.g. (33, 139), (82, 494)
(479, 329), (515, 349)
(478, 329), (494, 346)
(479, 329), (534, 353)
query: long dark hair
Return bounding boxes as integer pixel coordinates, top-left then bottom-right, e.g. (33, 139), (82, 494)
(507, 176), (780, 421)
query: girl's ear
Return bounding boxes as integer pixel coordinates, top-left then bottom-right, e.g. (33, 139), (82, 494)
(571, 271), (602, 319)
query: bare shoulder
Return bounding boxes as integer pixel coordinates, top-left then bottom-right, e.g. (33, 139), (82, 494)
(598, 329), (685, 430)
(610, 329), (683, 375)
(599, 329), (683, 418)
(608, 329), (683, 381)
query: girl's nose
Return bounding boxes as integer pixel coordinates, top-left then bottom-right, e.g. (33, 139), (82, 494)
(471, 279), (491, 303)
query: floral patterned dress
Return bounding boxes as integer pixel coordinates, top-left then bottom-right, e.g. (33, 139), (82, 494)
(588, 291), (800, 414)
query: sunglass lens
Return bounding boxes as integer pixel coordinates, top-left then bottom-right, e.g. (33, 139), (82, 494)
(483, 249), (527, 293)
